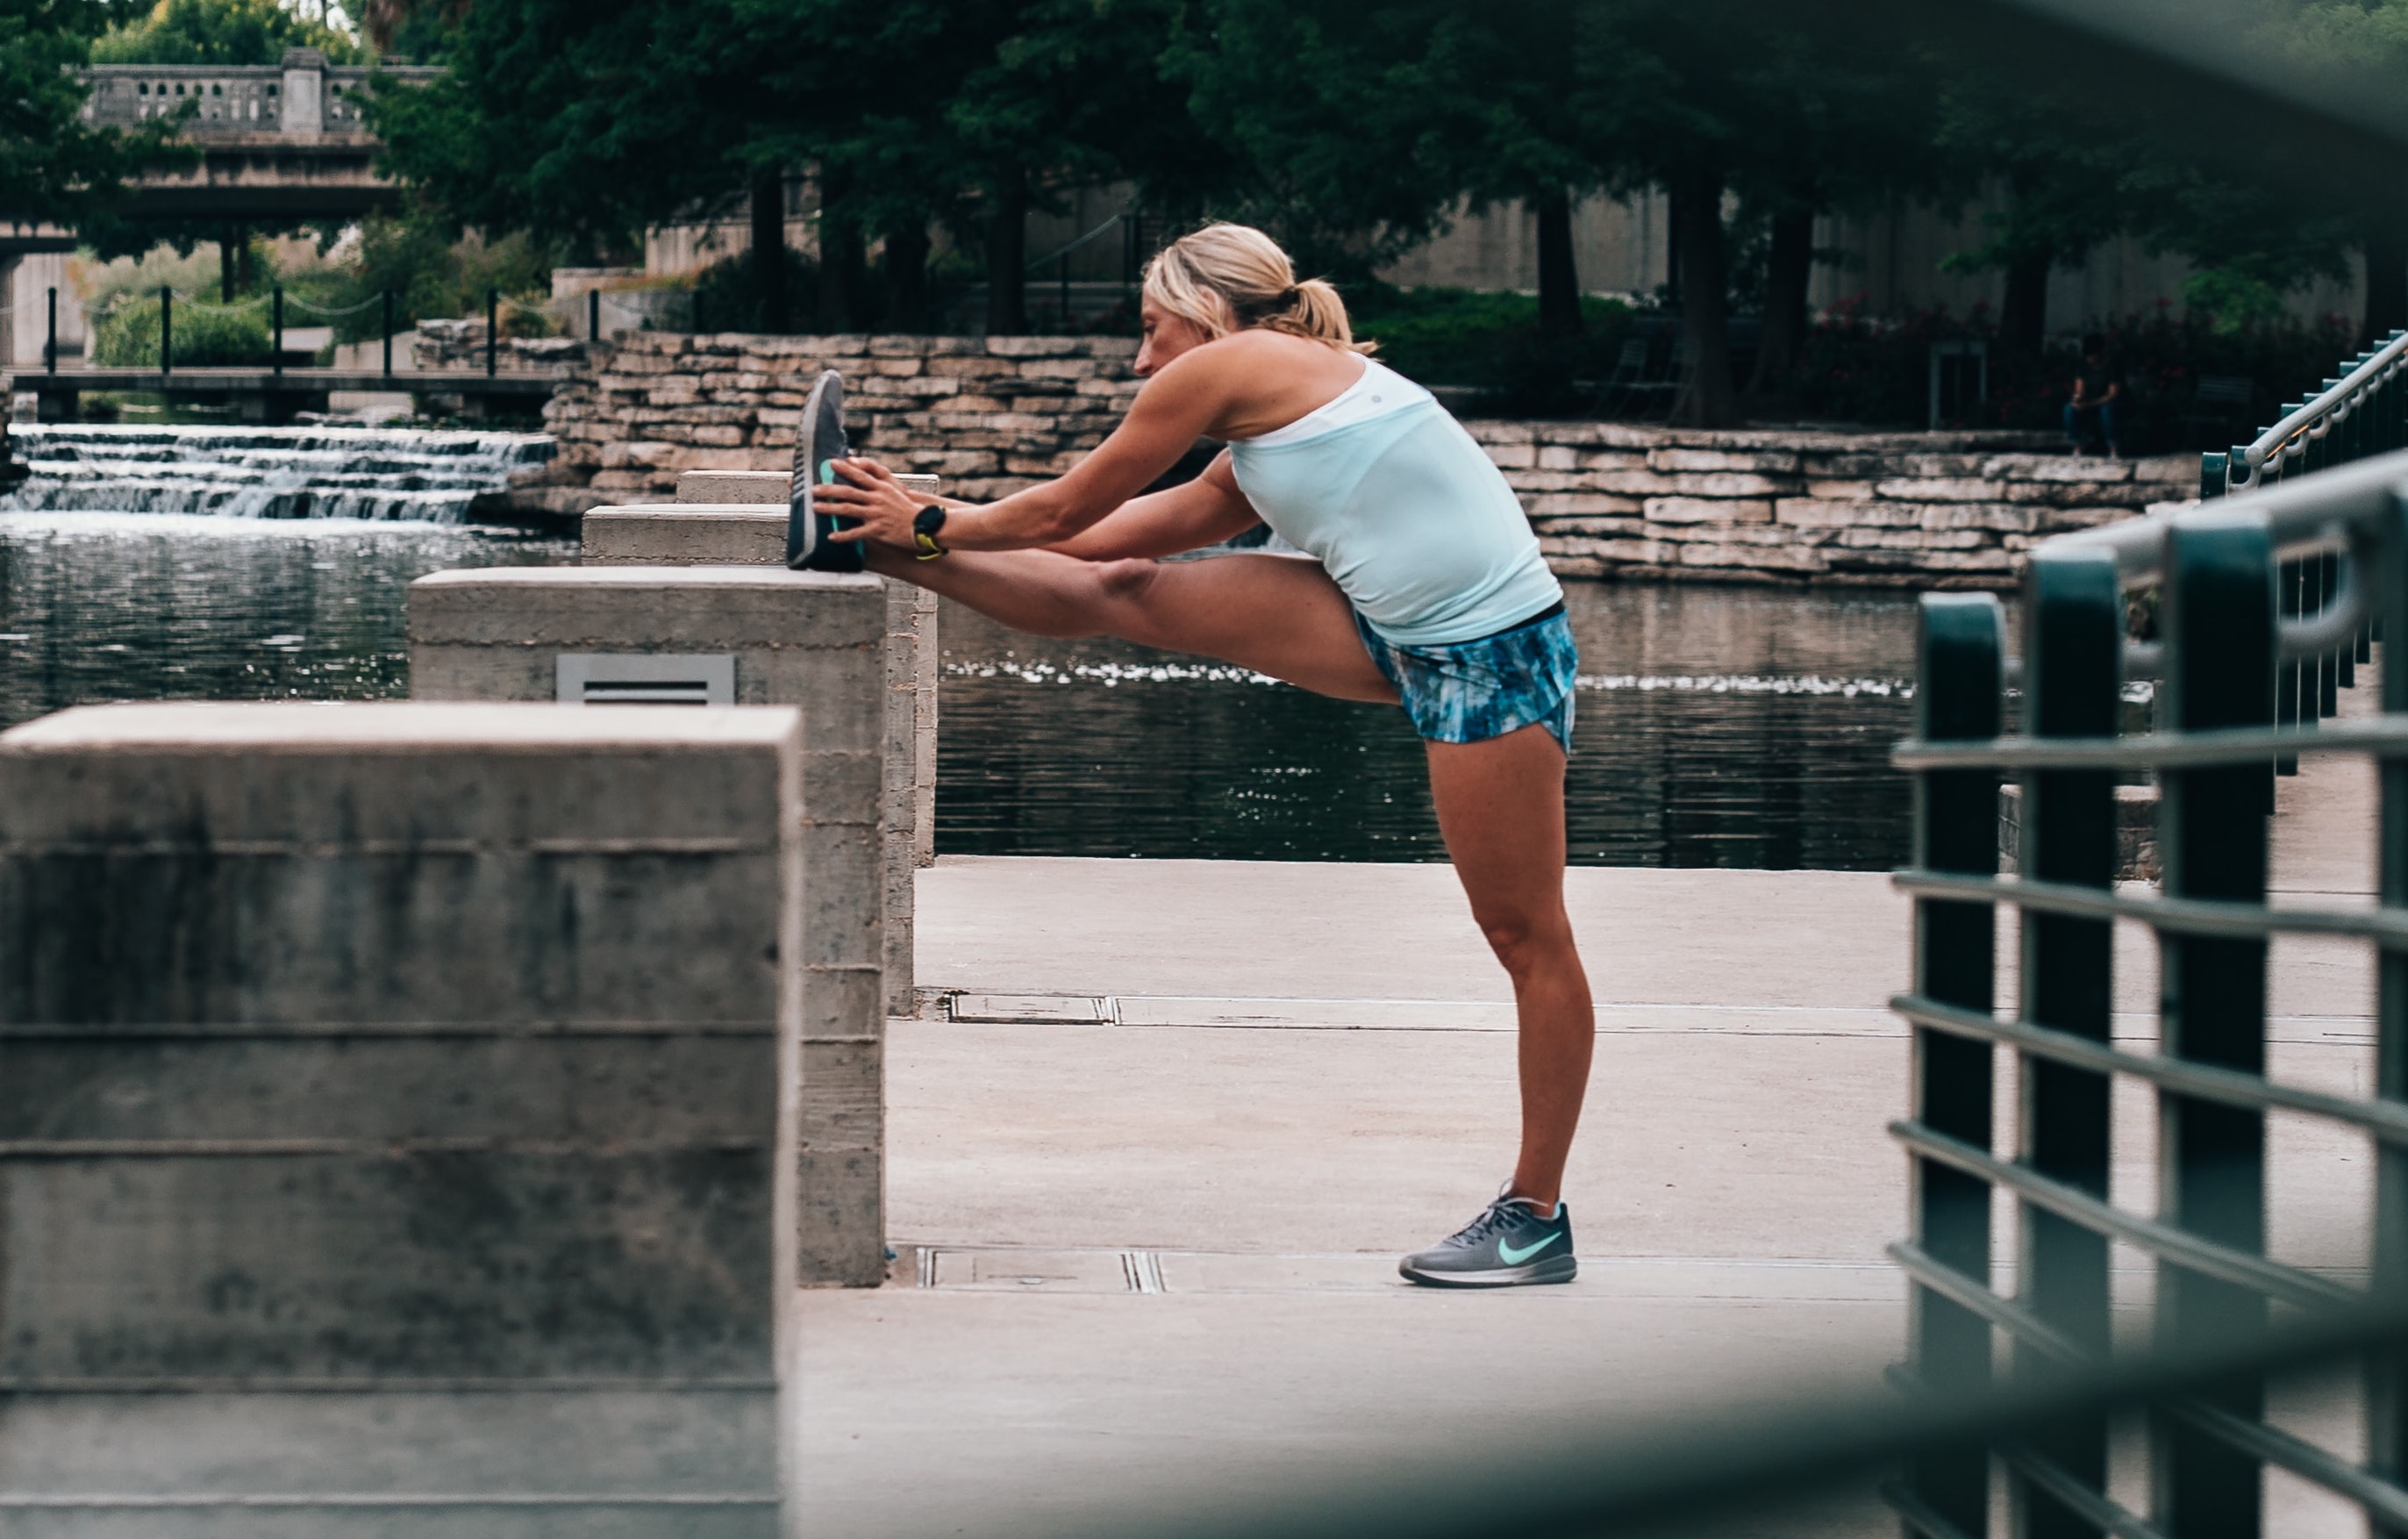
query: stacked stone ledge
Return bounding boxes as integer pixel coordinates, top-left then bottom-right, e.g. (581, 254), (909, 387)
(1474, 425), (2193, 589)
(543, 333), (1140, 512)
(538, 332), (2192, 589)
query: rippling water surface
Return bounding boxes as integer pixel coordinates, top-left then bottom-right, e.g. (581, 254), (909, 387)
(0, 514), (573, 725)
(938, 582), (1919, 870)
(2, 514), (1919, 869)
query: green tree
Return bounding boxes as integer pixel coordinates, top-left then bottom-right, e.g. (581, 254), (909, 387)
(91, 0), (361, 64)
(375, 0), (1206, 335)
(1174, 0), (1600, 317)
(1933, 29), (2358, 356)
(368, 0), (760, 288)
(0, 0), (193, 230)
(2273, 0), (2408, 338)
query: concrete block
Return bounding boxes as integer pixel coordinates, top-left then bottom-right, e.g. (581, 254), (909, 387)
(580, 504), (786, 564)
(0, 702), (801, 1521)
(578, 519), (941, 853)
(411, 567), (887, 653)
(674, 469), (940, 505)
(406, 569), (902, 1282)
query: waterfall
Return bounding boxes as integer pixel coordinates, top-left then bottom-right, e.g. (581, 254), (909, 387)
(0, 426), (556, 524)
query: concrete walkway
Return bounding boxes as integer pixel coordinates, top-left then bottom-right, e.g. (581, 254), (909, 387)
(797, 810), (2378, 1536)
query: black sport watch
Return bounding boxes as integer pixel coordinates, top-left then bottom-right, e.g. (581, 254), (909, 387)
(911, 505), (948, 561)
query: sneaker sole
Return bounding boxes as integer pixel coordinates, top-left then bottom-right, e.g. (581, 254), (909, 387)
(786, 370), (863, 572)
(1397, 1257), (1578, 1289)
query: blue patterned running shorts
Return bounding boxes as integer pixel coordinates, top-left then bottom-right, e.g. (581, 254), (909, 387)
(1353, 602), (1578, 752)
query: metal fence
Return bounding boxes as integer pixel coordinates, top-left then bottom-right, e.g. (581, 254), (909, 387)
(1890, 366), (2408, 1533)
(2204, 330), (2404, 768)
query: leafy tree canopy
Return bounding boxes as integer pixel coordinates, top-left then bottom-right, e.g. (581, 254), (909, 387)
(0, 0), (194, 226)
(91, 0), (362, 65)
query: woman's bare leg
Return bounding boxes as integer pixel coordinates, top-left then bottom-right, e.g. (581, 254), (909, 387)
(1422, 724), (1594, 1210)
(866, 544), (1395, 704)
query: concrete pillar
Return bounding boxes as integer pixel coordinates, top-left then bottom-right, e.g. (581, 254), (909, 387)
(279, 47), (325, 137)
(582, 467), (942, 977)
(0, 701), (802, 1528)
(408, 566), (890, 1287)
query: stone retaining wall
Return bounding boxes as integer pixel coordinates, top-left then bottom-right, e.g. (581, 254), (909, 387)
(535, 332), (2195, 588)
(1488, 426), (2192, 587)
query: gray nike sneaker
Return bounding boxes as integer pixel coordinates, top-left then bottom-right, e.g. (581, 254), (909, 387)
(1399, 1191), (1577, 1288)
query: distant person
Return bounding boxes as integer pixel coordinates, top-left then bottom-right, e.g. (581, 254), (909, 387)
(2066, 333), (2125, 458)
(816, 223), (1594, 1288)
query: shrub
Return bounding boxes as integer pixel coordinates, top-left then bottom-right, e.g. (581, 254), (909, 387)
(287, 214), (562, 343)
(91, 293), (273, 367)
(1345, 283), (1636, 413)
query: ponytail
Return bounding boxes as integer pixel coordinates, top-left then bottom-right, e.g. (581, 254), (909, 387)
(1142, 225), (1372, 354)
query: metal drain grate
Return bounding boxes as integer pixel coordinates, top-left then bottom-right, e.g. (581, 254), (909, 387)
(556, 653), (736, 706)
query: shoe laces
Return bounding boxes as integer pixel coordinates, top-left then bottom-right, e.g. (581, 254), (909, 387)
(1446, 1194), (1541, 1248)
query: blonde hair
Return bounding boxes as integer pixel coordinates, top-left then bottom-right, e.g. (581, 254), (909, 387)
(1141, 223), (1369, 353)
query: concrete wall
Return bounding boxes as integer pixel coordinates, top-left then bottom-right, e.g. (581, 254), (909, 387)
(577, 468), (943, 1007)
(538, 333), (2189, 589)
(406, 568), (891, 1286)
(0, 700), (800, 1527)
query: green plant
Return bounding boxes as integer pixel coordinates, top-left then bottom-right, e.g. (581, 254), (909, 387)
(278, 211), (560, 341)
(90, 291), (272, 365)
(1346, 283), (1634, 413)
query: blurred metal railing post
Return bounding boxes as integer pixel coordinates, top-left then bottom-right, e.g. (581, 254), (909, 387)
(2373, 492), (2408, 1531)
(2276, 403), (2304, 777)
(1910, 593), (2004, 1538)
(2016, 553), (2123, 1539)
(2154, 513), (2276, 1539)
(158, 285), (171, 377)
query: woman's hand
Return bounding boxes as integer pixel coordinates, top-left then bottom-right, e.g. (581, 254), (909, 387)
(817, 458), (925, 551)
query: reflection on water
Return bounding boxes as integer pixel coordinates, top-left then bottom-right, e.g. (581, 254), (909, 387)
(937, 583), (1919, 870)
(0, 514), (574, 728)
(1, 515), (1920, 870)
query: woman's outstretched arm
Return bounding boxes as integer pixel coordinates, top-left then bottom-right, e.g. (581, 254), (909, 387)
(1045, 454), (1261, 561)
(818, 345), (1237, 552)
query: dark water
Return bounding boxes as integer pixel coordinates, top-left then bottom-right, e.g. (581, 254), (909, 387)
(937, 583), (1918, 870)
(0, 514), (1918, 870)
(0, 514), (575, 725)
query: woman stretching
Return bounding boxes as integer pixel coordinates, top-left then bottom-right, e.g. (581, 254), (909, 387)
(818, 223), (1593, 1288)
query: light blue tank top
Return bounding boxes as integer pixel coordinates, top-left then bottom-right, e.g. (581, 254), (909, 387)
(1225, 364), (1561, 647)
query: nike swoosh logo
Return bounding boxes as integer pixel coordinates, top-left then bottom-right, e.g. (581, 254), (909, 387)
(1497, 1232), (1562, 1265)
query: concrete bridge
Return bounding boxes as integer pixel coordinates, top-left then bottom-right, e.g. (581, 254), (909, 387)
(0, 50), (437, 372)
(75, 48), (439, 225)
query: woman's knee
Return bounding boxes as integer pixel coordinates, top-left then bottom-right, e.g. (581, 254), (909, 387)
(1088, 559), (1166, 638)
(1471, 904), (1575, 977)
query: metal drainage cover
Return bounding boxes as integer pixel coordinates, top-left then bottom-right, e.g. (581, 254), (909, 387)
(948, 993), (1116, 1025)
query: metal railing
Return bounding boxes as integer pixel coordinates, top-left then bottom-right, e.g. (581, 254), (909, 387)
(1890, 423), (2408, 1535)
(2204, 332), (2402, 769)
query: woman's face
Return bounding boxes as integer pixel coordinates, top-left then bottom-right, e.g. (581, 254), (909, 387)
(1135, 298), (1215, 376)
